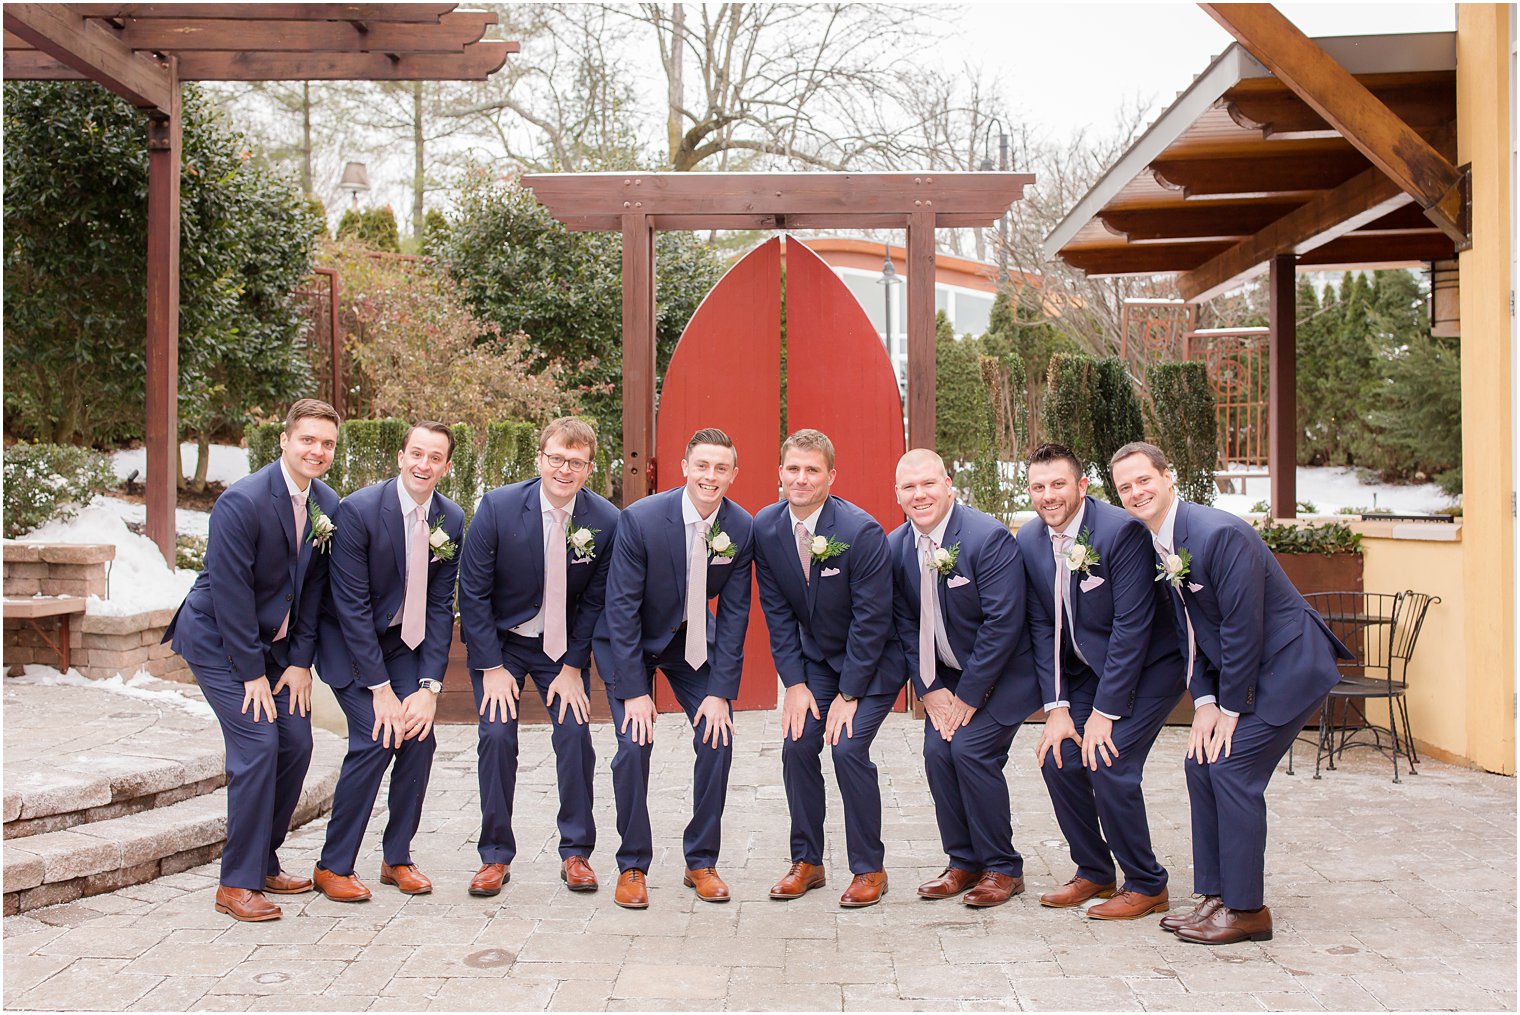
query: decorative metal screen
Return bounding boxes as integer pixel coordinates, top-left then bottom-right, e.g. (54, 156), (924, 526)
(1186, 328), (1270, 467)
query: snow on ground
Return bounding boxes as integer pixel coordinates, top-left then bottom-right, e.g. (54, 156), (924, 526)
(110, 499), (213, 539)
(16, 495), (197, 615)
(111, 442), (250, 487)
(10, 664), (213, 718)
(1213, 465), (1456, 516)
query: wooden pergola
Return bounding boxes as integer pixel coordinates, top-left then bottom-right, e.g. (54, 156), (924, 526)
(1044, 6), (1466, 518)
(3, 4), (515, 563)
(520, 171), (1035, 501)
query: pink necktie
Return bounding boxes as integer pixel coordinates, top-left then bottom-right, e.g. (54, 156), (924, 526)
(1156, 540), (1195, 687)
(685, 522), (708, 669)
(795, 521), (812, 584)
(918, 533), (936, 689)
(543, 508), (569, 661)
(274, 493), (306, 642)
(1051, 532), (1073, 703)
(401, 505), (428, 650)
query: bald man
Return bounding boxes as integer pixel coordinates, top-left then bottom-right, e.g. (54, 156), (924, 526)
(888, 450), (1040, 908)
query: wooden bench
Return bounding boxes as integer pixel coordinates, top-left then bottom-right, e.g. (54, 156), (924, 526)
(3, 596), (86, 672)
(1214, 469), (1270, 495)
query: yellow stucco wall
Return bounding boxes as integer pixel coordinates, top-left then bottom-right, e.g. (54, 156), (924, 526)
(1456, 4), (1515, 775)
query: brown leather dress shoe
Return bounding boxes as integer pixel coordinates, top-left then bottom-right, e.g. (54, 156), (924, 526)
(614, 869), (649, 909)
(1087, 887), (1170, 921)
(1176, 904), (1273, 944)
(380, 862), (432, 895)
(683, 866), (731, 903)
(468, 863), (510, 897)
(561, 856), (599, 892)
(214, 886), (281, 922)
(917, 866), (980, 899)
(962, 871), (1025, 908)
(313, 866), (372, 903)
(1039, 875), (1117, 909)
(839, 871), (888, 908)
(769, 861), (827, 900)
(263, 871), (314, 895)
(1160, 895), (1222, 933)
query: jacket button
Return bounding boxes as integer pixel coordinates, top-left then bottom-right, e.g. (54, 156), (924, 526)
(285, 593), (293, 602)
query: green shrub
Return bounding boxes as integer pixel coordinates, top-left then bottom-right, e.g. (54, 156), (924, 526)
(1253, 519), (1362, 556)
(245, 422), (285, 474)
(176, 533), (208, 571)
(335, 206), (401, 252)
(481, 421), (540, 490)
(3, 443), (116, 538)
(1147, 361), (1218, 505)
(335, 418), (406, 496)
(1044, 353), (1145, 496)
(436, 422), (478, 523)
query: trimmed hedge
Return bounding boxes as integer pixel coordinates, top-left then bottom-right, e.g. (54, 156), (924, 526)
(1147, 360), (1218, 505)
(482, 421), (540, 490)
(1043, 353), (1146, 498)
(2, 442), (116, 538)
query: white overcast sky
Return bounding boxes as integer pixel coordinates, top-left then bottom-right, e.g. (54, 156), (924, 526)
(937, 2), (1455, 145)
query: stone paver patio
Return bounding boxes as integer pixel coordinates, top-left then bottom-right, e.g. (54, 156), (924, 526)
(4, 706), (1515, 1011)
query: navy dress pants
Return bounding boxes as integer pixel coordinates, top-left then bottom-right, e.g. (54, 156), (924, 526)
(472, 636), (597, 865)
(607, 644), (733, 873)
(922, 707), (1023, 877)
(780, 662), (896, 874)
(318, 661), (434, 876)
(1185, 698), (1322, 910)
(192, 655), (313, 891)
(1040, 673), (1180, 895)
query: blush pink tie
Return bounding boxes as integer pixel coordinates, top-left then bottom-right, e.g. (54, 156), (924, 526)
(795, 521), (812, 584)
(685, 522), (709, 669)
(543, 508), (569, 662)
(401, 505), (428, 650)
(918, 533), (936, 689)
(274, 493), (306, 642)
(1156, 539), (1195, 687)
(1051, 531), (1073, 703)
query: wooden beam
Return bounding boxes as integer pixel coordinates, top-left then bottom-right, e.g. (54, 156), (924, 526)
(144, 60), (180, 565)
(550, 211), (1017, 232)
(1201, 3), (1469, 247)
(115, 11), (494, 52)
(6, 42), (516, 81)
(1061, 241), (1236, 277)
(1267, 254), (1296, 520)
(1099, 200), (1304, 243)
(621, 214), (656, 504)
(1225, 78), (1454, 140)
(3, 3), (171, 111)
(905, 210), (937, 451)
(1297, 230), (1456, 266)
(72, 4), (458, 22)
(1151, 148), (1368, 198)
(1178, 164), (1414, 301)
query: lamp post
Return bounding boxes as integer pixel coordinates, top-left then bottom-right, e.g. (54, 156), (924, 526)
(981, 120), (1010, 285)
(339, 160), (370, 208)
(878, 244), (903, 383)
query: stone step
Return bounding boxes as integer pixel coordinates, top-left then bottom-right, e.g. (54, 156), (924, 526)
(3, 728), (343, 915)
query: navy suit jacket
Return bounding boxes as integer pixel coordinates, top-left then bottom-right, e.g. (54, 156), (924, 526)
(1017, 496), (1184, 717)
(314, 478), (464, 690)
(752, 496), (906, 700)
(457, 478), (620, 673)
(166, 461), (339, 680)
(592, 487), (754, 701)
(1167, 500), (1351, 725)
(889, 502), (1040, 725)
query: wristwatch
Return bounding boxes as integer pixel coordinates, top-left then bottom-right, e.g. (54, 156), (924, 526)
(840, 692), (858, 703)
(419, 679), (443, 694)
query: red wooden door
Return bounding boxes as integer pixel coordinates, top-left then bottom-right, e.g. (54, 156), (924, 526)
(654, 235), (907, 711)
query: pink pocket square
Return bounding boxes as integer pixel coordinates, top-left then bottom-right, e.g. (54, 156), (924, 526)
(1079, 575), (1105, 593)
(1187, 582), (1204, 593)
(946, 575), (971, 589)
(820, 567), (840, 577)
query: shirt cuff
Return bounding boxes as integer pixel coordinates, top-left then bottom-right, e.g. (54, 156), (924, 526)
(1093, 708), (1121, 721)
(1193, 694), (1217, 708)
(1219, 705), (1241, 718)
(1043, 701), (1071, 713)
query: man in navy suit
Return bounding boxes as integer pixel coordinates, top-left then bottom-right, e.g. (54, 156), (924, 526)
(753, 429), (905, 908)
(889, 449), (1040, 908)
(165, 398), (341, 921)
(458, 417), (620, 897)
(1016, 443), (1185, 921)
(310, 421), (465, 902)
(593, 428), (754, 909)
(1110, 441), (1350, 944)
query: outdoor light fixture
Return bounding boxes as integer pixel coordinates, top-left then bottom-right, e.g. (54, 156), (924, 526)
(878, 244), (903, 374)
(339, 160), (370, 207)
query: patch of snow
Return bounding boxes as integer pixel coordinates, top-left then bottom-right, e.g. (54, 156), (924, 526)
(17, 496), (196, 614)
(11, 664), (213, 718)
(1212, 466), (1455, 517)
(111, 442), (250, 487)
(110, 499), (213, 539)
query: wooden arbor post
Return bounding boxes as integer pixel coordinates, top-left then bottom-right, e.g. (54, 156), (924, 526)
(1267, 253), (1297, 519)
(905, 209), (937, 450)
(621, 213), (657, 497)
(144, 59), (181, 561)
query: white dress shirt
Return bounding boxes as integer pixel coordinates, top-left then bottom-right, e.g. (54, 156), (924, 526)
(1044, 501), (1092, 714)
(1154, 495), (1229, 715)
(391, 480), (434, 630)
(510, 487), (567, 638)
(913, 506), (961, 671)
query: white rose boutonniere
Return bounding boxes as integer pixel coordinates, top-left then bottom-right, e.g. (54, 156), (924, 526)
(809, 533), (849, 562)
(930, 542), (960, 580)
(1064, 528), (1101, 576)
(1155, 548), (1192, 589)
(427, 516), (457, 562)
(705, 521), (736, 559)
(567, 525), (600, 560)
(307, 502), (336, 552)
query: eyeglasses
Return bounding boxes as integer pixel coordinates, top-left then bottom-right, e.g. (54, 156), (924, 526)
(541, 452), (592, 474)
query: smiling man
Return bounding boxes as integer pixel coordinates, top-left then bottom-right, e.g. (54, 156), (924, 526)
(1015, 443), (1185, 921)
(888, 448), (1039, 908)
(593, 428), (754, 909)
(457, 417), (620, 898)
(310, 421), (465, 903)
(165, 399), (342, 921)
(752, 429), (904, 907)
(1110, 441), (1350, 944)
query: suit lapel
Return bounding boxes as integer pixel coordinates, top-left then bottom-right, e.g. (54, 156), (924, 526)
(803, 498), (833, 616)
(936, 504), (962, 621)
(382, 479), (408, 588)
(773, 505), (809, 614)
(269, 464), (297, 565)
(666, 490), (690, 602)
(523, 480), (546, 592)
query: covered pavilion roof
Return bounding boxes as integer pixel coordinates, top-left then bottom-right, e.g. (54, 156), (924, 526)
(1043, 30), (1458, 300)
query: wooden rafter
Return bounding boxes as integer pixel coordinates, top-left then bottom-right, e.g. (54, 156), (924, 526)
(3, 2), (171, 111)
(6, 41), (514, 81)
(1201, 3), (1469, 248)
(69, 4), (458, 22)
(105, 12), (495, 53)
